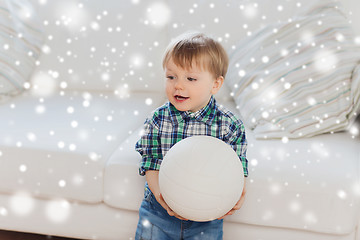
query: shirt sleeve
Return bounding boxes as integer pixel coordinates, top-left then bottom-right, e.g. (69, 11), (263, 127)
(135, 114), (163, 176)
(224, 119), (249, 177)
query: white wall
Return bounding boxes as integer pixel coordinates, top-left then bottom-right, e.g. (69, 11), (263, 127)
(341, 0), (360, 35)
(28, 0), (169, 93)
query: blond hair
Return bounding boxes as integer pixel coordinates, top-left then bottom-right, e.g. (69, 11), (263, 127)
(162, 32), (229, 78)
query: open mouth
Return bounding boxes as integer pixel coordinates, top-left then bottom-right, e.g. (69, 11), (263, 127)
(175, 95), (189, 101)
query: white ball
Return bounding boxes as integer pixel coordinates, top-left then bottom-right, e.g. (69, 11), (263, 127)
(159, 136), (244, 222)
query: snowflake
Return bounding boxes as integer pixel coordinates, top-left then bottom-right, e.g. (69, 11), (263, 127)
(146, 2), (171, 28)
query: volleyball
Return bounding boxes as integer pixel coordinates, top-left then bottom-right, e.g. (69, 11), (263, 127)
(159, 135), (244, 222)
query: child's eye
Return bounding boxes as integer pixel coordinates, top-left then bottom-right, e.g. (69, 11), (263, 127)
(167, 76), (175, 80)
(187, 77), (197, 81)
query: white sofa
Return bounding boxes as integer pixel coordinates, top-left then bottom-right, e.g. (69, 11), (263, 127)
(0, 0), (359, 239)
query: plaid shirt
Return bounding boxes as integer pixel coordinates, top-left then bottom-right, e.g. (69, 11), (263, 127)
(135, 96), (248, 177)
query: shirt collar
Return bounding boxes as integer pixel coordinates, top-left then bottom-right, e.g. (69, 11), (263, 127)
(168, 96), (217, 126)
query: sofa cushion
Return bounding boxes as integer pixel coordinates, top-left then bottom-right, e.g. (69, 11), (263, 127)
(0, 91), (164, 203)
(227, 2), (360, 139)
(0, 0), (43, 103)
(105, 97), (360, 235)
(104, 127), (146, 211)
(224, 99), (360, 235)
(229, 128), (360, 235)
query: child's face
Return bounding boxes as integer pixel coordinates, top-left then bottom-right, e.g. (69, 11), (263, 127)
(164, 58), (223, 112)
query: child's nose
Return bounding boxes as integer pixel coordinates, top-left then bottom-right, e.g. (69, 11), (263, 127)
(174, 80), (184, 90)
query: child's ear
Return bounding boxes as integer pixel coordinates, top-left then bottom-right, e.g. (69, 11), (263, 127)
(211, 76), (224, 95)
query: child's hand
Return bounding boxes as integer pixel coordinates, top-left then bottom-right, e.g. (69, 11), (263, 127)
(145, 170), (188, 220)
(156, 193), (188, 221)
(218, 181), (247, 220)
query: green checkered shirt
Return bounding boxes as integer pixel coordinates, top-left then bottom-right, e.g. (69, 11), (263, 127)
(136, 96), (248, 177)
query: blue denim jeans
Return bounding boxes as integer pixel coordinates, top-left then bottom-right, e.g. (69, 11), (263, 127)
(135, 185), (223, 240)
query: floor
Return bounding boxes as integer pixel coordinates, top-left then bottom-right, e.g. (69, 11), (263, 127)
(0, 230), (78, 240)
